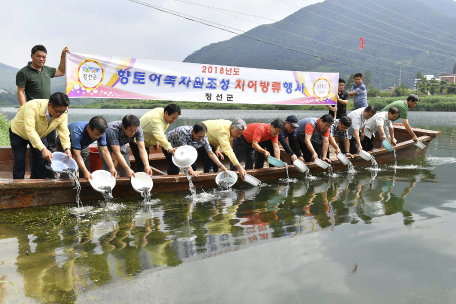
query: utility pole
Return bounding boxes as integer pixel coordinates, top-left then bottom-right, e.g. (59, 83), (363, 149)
(399, 66), (402, 84)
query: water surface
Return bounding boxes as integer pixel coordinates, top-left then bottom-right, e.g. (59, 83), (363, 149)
(1, 109), (456, 304)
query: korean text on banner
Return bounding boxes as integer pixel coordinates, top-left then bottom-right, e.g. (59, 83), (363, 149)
(66, 53), (338, 106)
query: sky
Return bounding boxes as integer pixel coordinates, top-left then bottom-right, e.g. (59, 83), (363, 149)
(0, 0), (321, 69)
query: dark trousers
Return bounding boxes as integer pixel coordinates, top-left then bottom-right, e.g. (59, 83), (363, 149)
(130, 142), (150, 173)
(340, 134), (360, 155)
(197, 145), (218, 173)
(162, 147), (196, 175)
(361, 136), (374, 152)
(99, 144), (130, 177)
(29, 129), (56, 176)
(10, 128), (46, 179)
(255, 139), (274, 169)
(230, 135), (255, 171)
(56, 136), (90, 178)
(298, 139), (323, 163)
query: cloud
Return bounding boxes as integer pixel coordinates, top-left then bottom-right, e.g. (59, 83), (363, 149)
(0, 0), (320, 69)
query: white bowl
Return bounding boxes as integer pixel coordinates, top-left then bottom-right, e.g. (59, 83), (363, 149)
(90, 170), (116, 193)
(337, 152), (350, 165)
(415, 141), (426, 150)
(314, 158), (330, 169)
(293, 159), (308, 173)
(51, 152), (78, 173)
(215, 171), (238, 187)
(131, 172), (153, 193)
(244, 174), (261, 186)
(359, 150), (373, 161)
(172, 145), (198, 168)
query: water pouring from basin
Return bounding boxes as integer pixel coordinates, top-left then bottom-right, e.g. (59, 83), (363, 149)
(215, 171), (238, 190)
(172, 146), (199, 198)
(50, 152), (81, 208)
(90, 170), (116, 203)
(131, 172), (153, 202)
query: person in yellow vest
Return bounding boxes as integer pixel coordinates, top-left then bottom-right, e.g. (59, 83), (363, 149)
(201, 119), (247, 179)
(130, 104), (181, 172)
(9, 92), (72, 179)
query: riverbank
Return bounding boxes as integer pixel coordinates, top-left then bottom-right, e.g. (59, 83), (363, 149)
(71, 96), (456, 111)
(0, 113), (9, 146)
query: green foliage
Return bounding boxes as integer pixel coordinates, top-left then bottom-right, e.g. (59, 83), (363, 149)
(0, 113), (10, 146)
(394, 82), (408, 97)
(364, 70), (372, 86)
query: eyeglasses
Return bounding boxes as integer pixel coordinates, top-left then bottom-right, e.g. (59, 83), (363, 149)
(51, 104), (68, 115)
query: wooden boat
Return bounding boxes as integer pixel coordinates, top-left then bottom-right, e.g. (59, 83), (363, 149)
(0, 125), (440, 210)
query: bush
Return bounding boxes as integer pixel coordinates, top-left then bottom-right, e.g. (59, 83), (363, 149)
(0, 113), (10, 146)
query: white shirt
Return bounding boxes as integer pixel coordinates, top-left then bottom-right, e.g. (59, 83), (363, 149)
(46, 107), (53, 125)
(365, 111), (393, 139)
(347, 107), (367, 139)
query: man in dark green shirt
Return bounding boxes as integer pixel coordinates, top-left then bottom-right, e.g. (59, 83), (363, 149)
(16, 45), (70, 178)
(382, 94), (419, 142)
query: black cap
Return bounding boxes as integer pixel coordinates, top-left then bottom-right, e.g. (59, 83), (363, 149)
(286, 115), (299, 128)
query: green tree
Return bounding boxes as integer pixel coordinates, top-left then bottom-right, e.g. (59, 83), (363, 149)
(345, 73), (355, 91)
(429, 79), (440, 95)
(364, 70), (372, 86)
(417, 77), (429, 95)
(440, 80), (448, 94)
(367, 84), (380, 97)
(448, 83), (456, 94)
(394, 82), (407, 97)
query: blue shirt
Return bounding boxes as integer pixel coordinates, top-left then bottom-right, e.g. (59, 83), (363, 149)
(68, 121), (107, 150)
(278, 128), (297, 138)
(106, 121), (144, 151)
(166, 126), (212, 152)
(352, 83), (368, 109)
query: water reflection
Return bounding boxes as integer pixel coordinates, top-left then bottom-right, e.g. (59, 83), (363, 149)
(0, 161), (439, 303)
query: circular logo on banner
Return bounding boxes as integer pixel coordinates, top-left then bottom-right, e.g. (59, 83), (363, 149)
(312, 78), (331, 100)
(76, 59), (104, 90)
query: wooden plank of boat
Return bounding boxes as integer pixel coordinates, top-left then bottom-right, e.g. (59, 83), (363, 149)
(0, 126), (440, 210)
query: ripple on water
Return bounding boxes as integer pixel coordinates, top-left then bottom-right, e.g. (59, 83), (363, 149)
(389, 165), (434, 170)
(279, 178), (299, 183)
(103, 203), (126, 211)
(426, 156), (456, 166)
(69, 206), (94, 215)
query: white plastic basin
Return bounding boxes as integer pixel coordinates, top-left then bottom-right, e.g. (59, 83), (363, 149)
(172, 145), (198, 168)
(244, 174), (261, 186)
(215, 171), (238, 188)
(90, 170), (116, 193)
(50, 152), (78, 173)
(415, 141), (426, 150)
(337, 152), (350, 165)
(359, 150), (373, 161)
(131, 172), (153, 193)
(314, 158), (330, 169)
(293, 159), (308, 173)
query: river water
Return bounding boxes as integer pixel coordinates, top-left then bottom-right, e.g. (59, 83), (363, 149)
(1, 109), (456, 303)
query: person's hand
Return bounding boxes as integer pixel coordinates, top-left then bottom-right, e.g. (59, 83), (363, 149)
(312, 152), (318, 161)
(151, 144), (160, 152)
(381, 135), (386, 141)
(358, 146), (363, 153)
(83, 170), (93, 181)
(168, 147), (178, 155)
(298, 156), (305, 162)
(239, 167), (246, 180)
(144, 165), (153, 176)
(220, 165), (228, 173)
(61, 47), (70, 57)
(41, 148), (53, 163)
(291, 154), (297, 162)
(64, 148), (72, 158)
(412, 135), (418, 142)
(263, 151), (270, 158)
(126, 169), (136, 178)
(189, 169), (199, 177)
(332, 106), (338, 112)
(360, 134), (364, 141)
(346, 153), (354, 158)
(391, 138), (397, 146)
(335, 148), (341, 155)
(109, 167), (118, 178)
(323, 157), (331, 163)
(215, 149), (225, 160)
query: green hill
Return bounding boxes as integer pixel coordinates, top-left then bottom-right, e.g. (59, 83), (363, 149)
(183, 0), (456, 89)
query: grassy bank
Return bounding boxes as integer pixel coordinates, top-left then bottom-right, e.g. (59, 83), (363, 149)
(72, 96), (456, 111)
(0, 113), (10, 146)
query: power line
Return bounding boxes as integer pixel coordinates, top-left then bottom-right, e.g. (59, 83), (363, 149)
(127, 0), (413, 80)
(295, 0), (456, 57)
(209, 4), (420, 75)
(175, 0), (454, 60)
(364, 0), (456, 40)
(327, 0), (456, 51)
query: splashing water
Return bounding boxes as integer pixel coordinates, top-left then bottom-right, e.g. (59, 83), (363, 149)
(137, 187), (151, 202)
(347, 161), (356, 174)
(285, 163), (290, 181)
(184, 169), (198, 198)
(64, 169), (82, 208)
(327, 165), (334, 177)
(370, 156), (379, 171)
(97, 186), (113, 204)
(218, 181), (234, 190)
